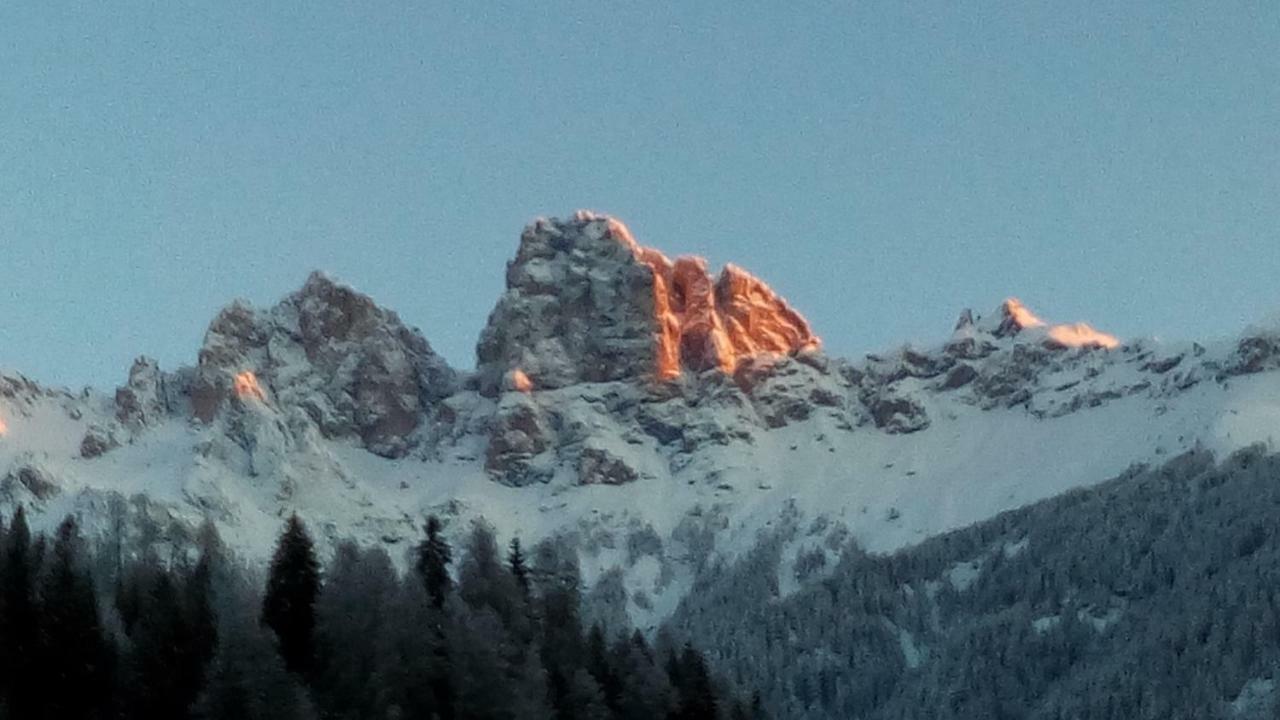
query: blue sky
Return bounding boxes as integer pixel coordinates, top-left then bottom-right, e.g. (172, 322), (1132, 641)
(2, 2), (1277, 388)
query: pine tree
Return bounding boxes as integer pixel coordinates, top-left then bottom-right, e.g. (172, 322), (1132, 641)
(181, 547), (220, 707)
(459, 520), (527, 636)
(261, 513), (321, 677)
(416, 515), (452, 610)
(413, 515), (456, 718)
(509, 537), (530, 598)
(39, 517), (114, 720)
(611, 632), (675, 720)
(313, 541), (397, 719)
(195, 595), (318, 720)
(565, 668), (610, 720)
(535, 539), (585, 719)
(673, 644), (719, 720)
(0, 506), (40, 717)
(586, 624), (622, 712)
(373, 578), (442, 720)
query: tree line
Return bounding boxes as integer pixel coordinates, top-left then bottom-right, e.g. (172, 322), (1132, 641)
(0, 507), (762, 720)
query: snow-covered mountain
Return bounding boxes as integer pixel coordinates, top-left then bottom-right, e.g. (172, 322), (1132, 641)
(5, 210), (1280, 629)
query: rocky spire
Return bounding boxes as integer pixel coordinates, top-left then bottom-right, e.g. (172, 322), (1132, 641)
(189, 272), (458, 458)
(476, 211), (820, 395)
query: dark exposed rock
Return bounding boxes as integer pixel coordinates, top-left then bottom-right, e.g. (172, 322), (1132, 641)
(190, 272), (458, 458)
(1224, 336), (1280, 377)
(579, 446), (640, 485)
(2, 464), (58, 501)
(938, 364), (979, 391)
(1141, 353), (1177, 376)
(636, 403), (686, 445)
(865, 393), (930, 434)
(900, 349), (953, 379)
(80, 425), (119, 459)
(115, 356), (170, 428)
(485, 395), (553, 485)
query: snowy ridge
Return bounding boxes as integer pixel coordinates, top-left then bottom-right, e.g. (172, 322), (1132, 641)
(4, 213), (1280, 630)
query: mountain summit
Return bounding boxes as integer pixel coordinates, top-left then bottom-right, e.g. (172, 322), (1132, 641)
(477, 211), (820, 395)
(5, 211), (1280, 633)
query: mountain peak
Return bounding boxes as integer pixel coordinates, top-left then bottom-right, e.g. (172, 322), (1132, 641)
(188, 271), (458, 457)
(476, 211), (820, 395)
(984, 297), (1120, 350)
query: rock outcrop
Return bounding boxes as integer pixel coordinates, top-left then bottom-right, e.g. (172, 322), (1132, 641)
(75, 215), (1158, 493)
(115, 357), (172, 429)
(477, 212), (819, 394)
(190, 272), (458, 458)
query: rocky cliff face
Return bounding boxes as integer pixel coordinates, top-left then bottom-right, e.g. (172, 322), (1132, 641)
(67, 214), (1158, 490)
(13, 210), (1280, 639)
(470, 212), (832, 484)
(188, 272), (458, 458)
(476, 211), (819, 394)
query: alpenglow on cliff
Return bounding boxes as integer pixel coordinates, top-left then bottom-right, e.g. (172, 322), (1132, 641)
(6, 210), (1280, 633)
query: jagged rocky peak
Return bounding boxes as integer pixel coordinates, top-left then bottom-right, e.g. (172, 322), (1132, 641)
(115, 356), (174, 429)
(190, 271), (458, 458)
(476, 211), (821, 395)
(949, 298), (1120, 353)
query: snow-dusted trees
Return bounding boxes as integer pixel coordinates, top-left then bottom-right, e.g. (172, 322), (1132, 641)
(0, 506), (40, 717)
(417, 513), (452, 609)
(311, 541), (397, 719)
(261, 513), (321, 677)
(0, 507), (752, 719)
(669, 446), (1280, 719)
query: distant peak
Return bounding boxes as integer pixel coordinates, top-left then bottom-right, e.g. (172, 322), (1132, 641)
(188, 271), (457, 457)
(988, 297), (1119, 350)
(996, 297), (1047, 336)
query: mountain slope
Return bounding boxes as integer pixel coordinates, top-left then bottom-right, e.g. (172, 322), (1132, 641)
(670, 446), (1280, 719)
(3, 212), (1280, 633)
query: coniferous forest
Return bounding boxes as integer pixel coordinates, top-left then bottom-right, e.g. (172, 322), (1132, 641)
(671, 447), (1280, 719)
(0, 508), (758, 720)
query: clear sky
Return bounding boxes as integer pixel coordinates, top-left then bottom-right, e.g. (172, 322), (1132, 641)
(2, 2), (1277, 388)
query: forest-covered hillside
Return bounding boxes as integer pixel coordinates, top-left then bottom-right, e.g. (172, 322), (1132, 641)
(672, 446), (1280, 720)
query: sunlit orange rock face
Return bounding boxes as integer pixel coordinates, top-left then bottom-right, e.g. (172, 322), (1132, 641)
(476, 212), (821, 394)
(509, 369), (534, 393)
(638, 249), (819, 379)
(998, 298), (1119, 350)
(604, 215), (819, 381)
(0, 415), (8, 437)
(233, 370), (268, 403)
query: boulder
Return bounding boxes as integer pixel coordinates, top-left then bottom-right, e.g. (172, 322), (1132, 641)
(80, 425), (119, 459)
(484, 394), (554, 486)
(578, 446), (641, 485)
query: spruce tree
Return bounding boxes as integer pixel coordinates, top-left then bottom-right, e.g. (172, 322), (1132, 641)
(374, 578), (442, 719)
(182, 549), (220, 705)
(416, 515), (452, 610)
(39, 517), (114, 720)
(586, 624), (622, 712)
(126, 571), (199, 720)
(413, 515), (456, 718)
(261, 513), (321, 677)
(508, 537), (530, 598)
(313, 541), (397, 719)
(673, 644), (719, 720)
(0, 507), (39, 717)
